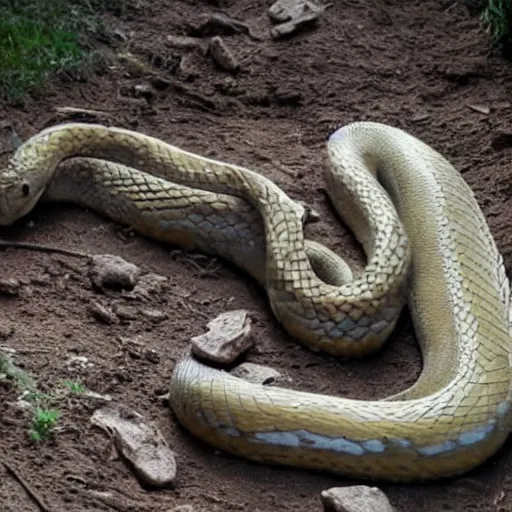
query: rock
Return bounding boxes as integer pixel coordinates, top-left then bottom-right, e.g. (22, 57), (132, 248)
(231, 362), (285, 385)
(321, 486), (395, 512)
(123, 273), (168, 301)
(141, 309), (168, 323)
(168, 505), (195, 512)
(88, 301), (118, 325)
(89, 254), (140, 290)
(91, 404), (177, 488)
(268, 0), (321, 22)
(209, 36), (239, 72)
(118, 336), (162, 363)
(113, 305), (138, 321)
(0, 278), (21, 296)
(0, 123), (23, 154)
(133, 83), (157, 100)
(268, 0), (326, 39)
(66, 356), (93, 371)
(166, 34), (207, 51)
(117, 52), (150, 77)
(191, 310), (253, 364)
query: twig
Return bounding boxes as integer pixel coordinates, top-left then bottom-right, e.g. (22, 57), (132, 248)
(0, 240), (91, 259)
(0, 345), (51, 354)
(55, 106), (111, 117)
(2, 457), (51, 512)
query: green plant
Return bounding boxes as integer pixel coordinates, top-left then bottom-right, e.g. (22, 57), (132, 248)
(463, 0), (512, 43)
(29, 408), (61, 442)
(482, 0), (512, 42)
(62, 380), (86, 394)
(0, 0), (132, 102)
(0, 354), (37, 392)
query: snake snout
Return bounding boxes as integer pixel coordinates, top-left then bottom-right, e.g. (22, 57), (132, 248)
(328, 126), (347, 142)
(0, 181), (43, 226)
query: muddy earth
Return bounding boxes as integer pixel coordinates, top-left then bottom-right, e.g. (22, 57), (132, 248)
(1, 1), (512, 511)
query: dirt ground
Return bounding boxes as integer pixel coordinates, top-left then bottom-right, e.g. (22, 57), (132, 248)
(1, 0), (512, 511)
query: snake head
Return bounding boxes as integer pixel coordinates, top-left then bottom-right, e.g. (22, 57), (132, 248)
(0, 161), (46, 226)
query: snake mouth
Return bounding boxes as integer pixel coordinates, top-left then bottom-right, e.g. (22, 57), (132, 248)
(0, 188), (44, 226)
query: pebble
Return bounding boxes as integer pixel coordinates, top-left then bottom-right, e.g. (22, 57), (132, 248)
(91, 404), (176, 488)
(321, 486), (395, 512)
(89, 254), (140, 290)
(191, 310), (253, 364)
(0, 278), (21, 296)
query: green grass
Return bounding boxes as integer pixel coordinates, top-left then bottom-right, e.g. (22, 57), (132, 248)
(463, 0), (512, 43)
(482, 0), (512, 42)
(0, 0), (130, 102)
(61, 380), (86, 394)
(29, 408), (61, 442)
(0, 354), (87, 442)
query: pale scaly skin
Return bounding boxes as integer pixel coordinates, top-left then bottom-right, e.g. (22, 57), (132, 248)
(0, 123), (410, 357)
(170, 123), (512, 481)
(0, 122), (510, 480)
(43, 157), (352, 287)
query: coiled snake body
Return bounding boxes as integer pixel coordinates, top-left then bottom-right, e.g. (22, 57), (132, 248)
(0, 122), (510, 481)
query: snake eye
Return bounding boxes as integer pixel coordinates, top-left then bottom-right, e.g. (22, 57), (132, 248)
(21, 183), (30, 197)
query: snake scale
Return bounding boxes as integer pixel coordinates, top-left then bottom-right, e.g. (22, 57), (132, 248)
(0, 121), (510, 482)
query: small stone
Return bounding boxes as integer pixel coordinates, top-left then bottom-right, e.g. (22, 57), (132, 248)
(268, 0), (325, 39)
(67, 356), (93, 371)
(231, 362), (284, 385)
(141, 309), (168, 323)
(0, 123), (23, 154)
(209, 36), (239, 72)
(91, 404), (177, 487)
(168, 506), (195, 512)
(268, 0), (321, 22)
(89, 254), (140, 290)
(117, 52), (150, 77)
(0, 278), (21, 296)
(133, 83), (157, 100)
(191, 310), (253, 364)
(89, 302), (118, 325)
(467, 104), (490, 115)
(166, 34), (206, 51)
(144, 349), (160, 364)
(114, 305), (138, 321)
(123, 273), (168, 301)
(321, 486), (395, 512)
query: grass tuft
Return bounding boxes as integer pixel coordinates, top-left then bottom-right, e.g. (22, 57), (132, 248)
(29, 408), (61, 442)
(0, 0), (132, 102)
(0, 354), (88, 442)
(482, 0), (512, 42)
(463, 0), (512, 44)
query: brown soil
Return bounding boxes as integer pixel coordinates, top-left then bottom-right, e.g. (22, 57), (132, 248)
(1, 1), (512, 511)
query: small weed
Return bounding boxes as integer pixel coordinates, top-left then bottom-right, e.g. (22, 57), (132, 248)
(463, 0), (512, 44)
(0, 354), (37, 392)
(29, 408), (61, 442)
(62, 380), (86, 394)
(0, 353), (88, 442)
(482, 0), (512, 42)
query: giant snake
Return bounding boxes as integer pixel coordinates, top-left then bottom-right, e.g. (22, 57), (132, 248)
(0, 121), (510, 481)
